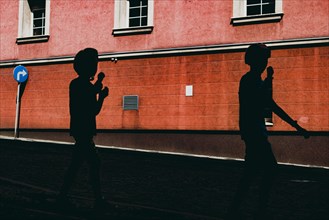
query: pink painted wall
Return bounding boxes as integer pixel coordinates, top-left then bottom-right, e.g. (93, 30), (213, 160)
(0, 0), (19, 61)
(1, 0), (328, 61)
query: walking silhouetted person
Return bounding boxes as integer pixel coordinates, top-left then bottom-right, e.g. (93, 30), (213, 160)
(226, 43), (309, 220)
(58, 48), (109, 210)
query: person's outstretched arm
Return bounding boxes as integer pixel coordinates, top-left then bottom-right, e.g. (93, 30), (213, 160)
(266, 66), (310, 138)
(270, 99), (310, 138)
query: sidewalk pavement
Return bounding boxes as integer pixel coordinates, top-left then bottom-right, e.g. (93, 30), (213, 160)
(0, 138), (328, 220)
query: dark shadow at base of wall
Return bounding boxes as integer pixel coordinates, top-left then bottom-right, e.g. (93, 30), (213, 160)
(1, 129), (328, 167)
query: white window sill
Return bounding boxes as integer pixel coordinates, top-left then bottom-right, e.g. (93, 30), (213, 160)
(231, 13), (283, 26)
(112, 26), (153, 36)
(16, 35), (50, 44)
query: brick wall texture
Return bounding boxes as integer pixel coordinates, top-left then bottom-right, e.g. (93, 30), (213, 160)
(1, 46), (328, 132)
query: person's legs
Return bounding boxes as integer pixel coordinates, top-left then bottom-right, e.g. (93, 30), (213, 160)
(59, 143), (84, 198)
(258, 141), (278, 213)
(84, 139), (102, 200)
(227, 137), (277, 219)
(226, 140), (259, 219)
(229, 165), (256, 212)
(83, 139), (110, 210)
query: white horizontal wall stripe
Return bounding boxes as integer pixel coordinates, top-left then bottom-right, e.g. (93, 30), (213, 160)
(1, 37), (328, 67)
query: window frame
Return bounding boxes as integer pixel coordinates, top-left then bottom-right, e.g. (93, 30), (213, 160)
(112, 0), (154, 36)
(231, 0), (283, 26)
(17, 0), (50, 44)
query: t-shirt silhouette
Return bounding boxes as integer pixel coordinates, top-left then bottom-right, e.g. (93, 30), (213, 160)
(69, 77), (97, 138)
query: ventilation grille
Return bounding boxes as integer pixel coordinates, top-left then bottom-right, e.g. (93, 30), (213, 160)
(123, 95), (139, 110)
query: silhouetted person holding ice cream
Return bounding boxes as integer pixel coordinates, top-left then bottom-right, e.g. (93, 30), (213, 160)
(58, 48), (109, 210)
(226, 43), (310, 220)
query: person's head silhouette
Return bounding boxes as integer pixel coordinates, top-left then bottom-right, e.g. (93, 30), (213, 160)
(73, 48), (98, 80)
(245, 43), (271, 75)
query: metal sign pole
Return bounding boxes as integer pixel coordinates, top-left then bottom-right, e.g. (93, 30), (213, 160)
(13, 65), (29, 138)
(14, 83), (21, 138)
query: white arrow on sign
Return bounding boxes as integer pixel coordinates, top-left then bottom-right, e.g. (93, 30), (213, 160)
(17, 70), (27, 81)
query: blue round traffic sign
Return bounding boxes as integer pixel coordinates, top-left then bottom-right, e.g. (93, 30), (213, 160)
(13, 65), (29, 83)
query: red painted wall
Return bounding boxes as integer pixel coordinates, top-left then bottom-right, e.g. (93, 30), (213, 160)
(1, 0), (328, 61)
(1, 46), (328, 131)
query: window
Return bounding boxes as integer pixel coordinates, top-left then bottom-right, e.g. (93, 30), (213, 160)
(17, 0), (50, 44)
(231, 0), (283, 26)
(113, 0), (154, 36)
(246, 0), (275, 16)
(32, 7), (46, 36)
(128, 0), (148, 27)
